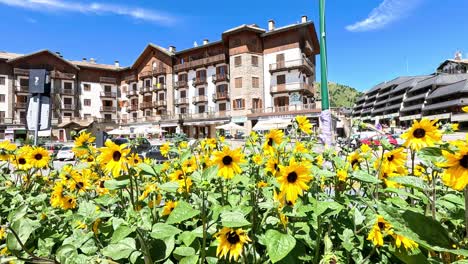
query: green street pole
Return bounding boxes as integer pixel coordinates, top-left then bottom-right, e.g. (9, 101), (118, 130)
(319, 0), (332, 145)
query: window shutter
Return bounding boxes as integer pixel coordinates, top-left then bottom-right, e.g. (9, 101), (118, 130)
(242, 99), (245, 108)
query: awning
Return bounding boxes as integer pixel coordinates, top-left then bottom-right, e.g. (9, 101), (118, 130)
(38, 130), (51, 137)
(160, 124), (178, 128)
(5, 127), (26, 134)
(57, 120), (93, 128)
(252, 118), (292, 131)
(400, 114), (421, 121)
(452, 113), (468, 122)
(184, 120), (228, 126)
(423, 113), (451, 120)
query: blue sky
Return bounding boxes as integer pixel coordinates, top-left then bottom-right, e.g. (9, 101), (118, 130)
(0, 0), (466, 91)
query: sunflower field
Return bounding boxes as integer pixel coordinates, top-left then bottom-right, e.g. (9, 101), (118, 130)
(1, 117), (468, 264)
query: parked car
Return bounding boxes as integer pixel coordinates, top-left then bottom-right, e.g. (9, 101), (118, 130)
(145, 145), (169, 163)
(56, 146), (75, 161)
(360, 134), (398, 147)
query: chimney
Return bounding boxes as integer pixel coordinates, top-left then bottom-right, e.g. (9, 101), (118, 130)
(55, 51), (62, 58)
(82, 58), (87, 62)
(268, 19), (275, 31)
(114, 60), (120, 67)
(90, 58), (96, 63)
(301, 15), (308, 23)
(168, 46), (176, 53)
(203, 39), (209, 45)
(193, 41), (198, 47)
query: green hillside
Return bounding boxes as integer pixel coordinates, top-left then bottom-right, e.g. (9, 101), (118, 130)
(315, 82), (363, 108)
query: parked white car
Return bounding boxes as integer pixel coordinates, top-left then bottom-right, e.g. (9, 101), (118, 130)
(56, 146), (75, 161)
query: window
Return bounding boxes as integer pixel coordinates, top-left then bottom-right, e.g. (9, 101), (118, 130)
(235, 77), (242, 88)
(251, 56), (258, 67)
(145, 80), (151, 87)
(196, 70), (206, 81)
(217, 66), (227, 76)
(104, 114), (112, 120)
(104, 85), (112, 92)
(252, 77), (259, 88)
(234, 56), (242, 67)
(198, 87), (205, 96)
(63, 112), (73, 117)
(132, 112), (137, 118)
(20, 78), (28, 86)
(180, 107), (187, 114)
(159, 93), (165, 101)
(131, 99), (138, 105)
(64, 97), (73, 105)
(277, 75), (286, 85)
(121, 86), (127, 93)
(64, 82), (73, 90)
(83, 84), (91, 91)
(158, 76), (165, 84)
(276, 53), (285, 62)
(219, 103), (227, 111)
(0, 77), (5, 85)
(103, 100), (112, 107)
(198, 105), (205, 113)
(252, 98), (262, 109)
(145, 111), (151, 116)
(233, 99), (245, 110)
(132, 83), (137, 91)
(178, 74), (187, 82)
(217, 84), (228, 93)
(84, 99), (91, 106)
(180, 90), (187, 98)
(20, 111), (26, 119)
(0, 95), (4, 102)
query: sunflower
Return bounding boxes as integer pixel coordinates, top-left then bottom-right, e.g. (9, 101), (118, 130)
(294, 141), (307, 153)
(160, 143), (170, 157)
(463, 106), (468, 113)
(68, 170), (91, 194)
(97, 139), (130, 177)
(128, 153), (142, 167)
(252, 154), (263, 165)
(440, 144), (468, 190)
(265, 157), (281, 177)
(182, 156), (198, 174)
(169, 170), (192, 193)
(391, 233), (418, 251)
(201, 138), (217, 150)
(50, 182), (65, 208)
(401, 118), (442, 151)
(212, 147), (245, 179)
(0, 140), (17, 160)
(347, 151), (362, 170)
(263, 129), (284, 155)
(277, 159), (312, 204)
(61, 196), (77, 210)
(257, 181), (268, 188)
(360, 143), (371, 154)
(337, 169), (348, 182)
(162, 200), (177, 216)
(295, 115), (313, 134)
(29, 147), (50, 169)
(0, 227), (5, 240)
(96, 178), (110, 196)
(10, 152), (31, 171)
(216, 227), (251, 261)
(367, 215), (392, 246)
(379, 148), (407, 174)
(249, 131), (259, 143)
(315, 155), (324, 167)
(178, 141), (188, 150)
(74, 131), (95, 147)
(139, 183), (158, 201)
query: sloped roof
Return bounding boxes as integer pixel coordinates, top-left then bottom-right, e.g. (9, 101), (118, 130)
(410, 73), (468, 92)
(427, 79), (468, 100)
(0, 51), (23, 60)
(222, 24), (266, 35)
(70, 60), (127, 71)
(130, 43), (173, 70)
(261, 21), (314, 37)
(7, 49), (80, 70)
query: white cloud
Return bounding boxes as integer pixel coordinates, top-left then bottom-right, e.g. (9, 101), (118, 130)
(346, 0), (421, 32)
(0, 0), (175, 25)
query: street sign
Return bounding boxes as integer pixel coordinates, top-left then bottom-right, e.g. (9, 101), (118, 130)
(29, 69), (46, 93)
(27, 95), (51, 130)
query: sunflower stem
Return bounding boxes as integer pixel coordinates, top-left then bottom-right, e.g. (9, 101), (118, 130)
(431, 170), (437, 220)
(200, 190), (207, 263)
(464, 186), (468, 238)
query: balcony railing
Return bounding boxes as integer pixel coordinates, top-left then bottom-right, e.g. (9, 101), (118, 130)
(184, 111), (231, 120)
(139, 86), (152, 94)
(139, 67), (167, 79)
(15, 85), (29, 93)
(100, 77), (117, 84)
(213, 91), (230, 101)
(193, 77), (207, 86)
(161, 113), (179, 120)
(100, 106), (116, 112)
(126, 90), (139, 97)
(50, 70), (75, 80)
(16, 102), (27, 109)
(212, 74), (229, 83)
(175, 97), (189, 105)
(61, 104), (75, 110)
(96, 118), (116, 123)
(175, 81), (188, 89)
(100, 91), (117, 98)
(153, 83), (166, 91)
(140, 102), (153, 109)
(192, 95), (208, 104)
(126, 105), (139, 112)
(14, 68), (29, 76)
(60, 88), (74, 95)
(123, 74), (137, 83)
(270, 82), (314, 94)
(174, 54), (226, 72)
(269, 58), (315, 75)
(249, 103), (318, 116)
(153, 100), (167, 108)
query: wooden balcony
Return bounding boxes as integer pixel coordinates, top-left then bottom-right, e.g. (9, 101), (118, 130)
(212, 91), (230, 101)
(175, 81), (188, 89)
(175, 97), (189, 106)
(16, 102), (27, 109)
(139, 86), (152, 95)
(153, 83), (166, 91)
(153, 100), (167, 108)
(50, 70), (75, 80)
(60, 88), (74, 95)
(270, 82), (314, 94)
(126, 105), (139, 112)
(212, 74), (229, 83)
(192, 95), (208, 104)
(123, 74), (137, 83)
(184, 111), (230, 120)
(100, 91), (117, 98)
(139, 67), (167, 80)
(269, 58), (315, 76)
(15, 85), (29, 94)
(100, 77), (117, 84)
(96, 118), (116, 124)
(14, 68), (29, 76)
(193, 77), (207, 86)
(140, 102), (153, 109)
(174, 54), (226, 72)
(126, 90), (139, 98)
(61, 104), (75, 110)
(100, 106), (116, 112)
(248, 103), (319, 118)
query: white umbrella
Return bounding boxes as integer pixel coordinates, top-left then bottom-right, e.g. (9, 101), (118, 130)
(146, 127), (167, 134)
(215, 122), (246, 131)
(107, 128), (131, 135)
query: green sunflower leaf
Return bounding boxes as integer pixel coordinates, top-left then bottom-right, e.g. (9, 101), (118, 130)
(166, 201), (200, 224)
(220, 211), (251, 227)
(265, 229), (296, 263)
(101, 237), (137, 260)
